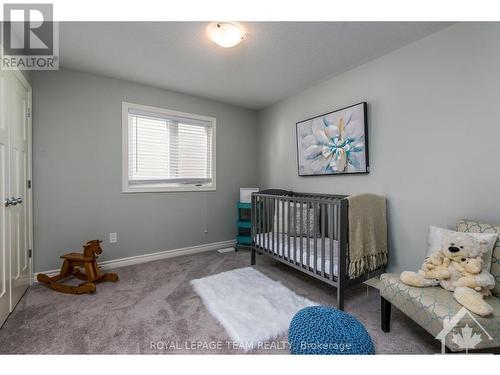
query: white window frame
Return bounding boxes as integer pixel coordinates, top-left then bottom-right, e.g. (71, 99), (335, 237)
(122, 102), (216, 193)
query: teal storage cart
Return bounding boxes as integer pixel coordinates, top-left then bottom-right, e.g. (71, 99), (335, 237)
(236, 201), (252, 250)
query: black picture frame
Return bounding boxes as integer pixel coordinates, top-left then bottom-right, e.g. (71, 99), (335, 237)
(296, 101), (369, 177)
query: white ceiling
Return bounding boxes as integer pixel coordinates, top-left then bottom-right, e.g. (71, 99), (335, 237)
(59, 22), (452, 109)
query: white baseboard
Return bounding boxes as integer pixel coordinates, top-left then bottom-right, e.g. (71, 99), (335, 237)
(34, 239), (237, 280)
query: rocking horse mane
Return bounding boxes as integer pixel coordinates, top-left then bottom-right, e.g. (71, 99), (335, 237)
(83, 240), (102, 259)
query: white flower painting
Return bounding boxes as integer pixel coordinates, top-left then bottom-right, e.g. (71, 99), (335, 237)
(296, 102), (368, 176)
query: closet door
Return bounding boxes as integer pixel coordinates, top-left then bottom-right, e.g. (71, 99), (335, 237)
(8, 72), (30, 310)
(0, 72), (10, 326)
(0, 70), (31, 327)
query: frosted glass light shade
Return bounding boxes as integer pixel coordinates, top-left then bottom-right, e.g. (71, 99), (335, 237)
(208, 22), (244, 48)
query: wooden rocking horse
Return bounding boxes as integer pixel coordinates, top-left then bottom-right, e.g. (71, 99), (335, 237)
(37, 240), (118, 294)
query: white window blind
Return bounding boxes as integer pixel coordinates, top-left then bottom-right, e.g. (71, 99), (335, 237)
(123, 103), (215, 192)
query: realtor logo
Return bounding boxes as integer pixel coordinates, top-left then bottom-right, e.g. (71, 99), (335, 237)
(435, 307), (493, 354)
(1, 3), (59, 70)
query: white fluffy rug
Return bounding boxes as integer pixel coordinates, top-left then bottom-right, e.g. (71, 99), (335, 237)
(190, 267), (316, 351)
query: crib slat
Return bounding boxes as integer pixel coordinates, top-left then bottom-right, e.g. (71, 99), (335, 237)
(279, 199), (286, 259)
(277, 198), (281, 258)
(293, 199), (298, 266)
(252, 197), (262, 241)
(260, 196), (263, 247)
(321, 203), (326, 278)
(275, 198), (278, 255)
(282, 198), (286, 261)
(306, 203), (310, 270)
(269, 197), (273, 254)
(330, 204), (335, 280)
(278, 198), (282, 259)
(273, 198), (281, 257)
(287, 199), (291, 263)
(266, 197), (270, 253)
(275, 198), (279, 257)
(279, 198), (283, 259)
(260, 197), (263, 238)
(335, 203), (339, 240)
(313, 202), (318, 275)
(300, 202), (304, 268)
(267, 197), (271, 253)
(336, 203), (341, 279)
(251, 195), (255, 247)
(261, 197), (264, 250)
(263, 197), (266, 251)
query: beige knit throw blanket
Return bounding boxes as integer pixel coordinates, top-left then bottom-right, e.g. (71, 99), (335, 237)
(347, 193), (388, 278)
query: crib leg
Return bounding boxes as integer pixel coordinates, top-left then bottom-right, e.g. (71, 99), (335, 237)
(337, 287), (344, 311)
(251, 249), (256, 265)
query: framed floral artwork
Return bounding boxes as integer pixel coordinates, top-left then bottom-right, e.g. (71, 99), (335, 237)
(296, 102), (369, 176)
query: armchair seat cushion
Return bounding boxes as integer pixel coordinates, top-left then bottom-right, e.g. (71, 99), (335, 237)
(380, 273), (500, 351)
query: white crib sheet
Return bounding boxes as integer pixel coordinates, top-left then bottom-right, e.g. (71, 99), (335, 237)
(255, 233), (339, 276)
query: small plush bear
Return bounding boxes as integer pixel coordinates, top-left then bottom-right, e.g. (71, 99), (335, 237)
(454, 257), (484, 291)
(421, 251), (451, 280)
(453, 256), (495, 294)
(400, 251), (450, 287)
(400, 231), (495, 316)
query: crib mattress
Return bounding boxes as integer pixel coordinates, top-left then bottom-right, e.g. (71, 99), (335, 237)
(255, 233), (339, 276)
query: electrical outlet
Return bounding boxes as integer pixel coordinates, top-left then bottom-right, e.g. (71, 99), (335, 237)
(109, 232), (118, 243)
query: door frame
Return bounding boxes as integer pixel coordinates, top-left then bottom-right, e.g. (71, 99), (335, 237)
(10, 70), (33, 286)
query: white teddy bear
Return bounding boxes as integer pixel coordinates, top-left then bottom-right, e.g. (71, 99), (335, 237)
(401, 232), (495, 316)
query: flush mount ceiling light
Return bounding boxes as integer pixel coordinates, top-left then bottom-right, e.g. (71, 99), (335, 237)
(208, 22), (245, 48)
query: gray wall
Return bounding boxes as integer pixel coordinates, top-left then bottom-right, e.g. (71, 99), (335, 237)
(32, 68), (258, 272)
(20, 70), (31, 84)
(257, 23), (500, 272)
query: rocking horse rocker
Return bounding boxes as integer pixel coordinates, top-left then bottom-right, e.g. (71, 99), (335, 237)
(37, 240), (118, 294)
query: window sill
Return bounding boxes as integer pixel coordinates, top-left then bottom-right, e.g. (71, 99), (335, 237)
(122, 184), (216, 193)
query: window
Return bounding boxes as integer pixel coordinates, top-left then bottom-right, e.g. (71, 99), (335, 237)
(122, 102), (216, 192)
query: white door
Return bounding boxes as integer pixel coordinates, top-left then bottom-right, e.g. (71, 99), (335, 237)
(0, 70), (32, 327)
(8, 72), (30, 308)
(0, 70), (10, 325)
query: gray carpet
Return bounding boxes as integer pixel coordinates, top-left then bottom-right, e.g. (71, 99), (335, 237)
(0, 250), (441, 354)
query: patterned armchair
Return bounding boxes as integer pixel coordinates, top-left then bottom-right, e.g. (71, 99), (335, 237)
(379, 220), (500, 352)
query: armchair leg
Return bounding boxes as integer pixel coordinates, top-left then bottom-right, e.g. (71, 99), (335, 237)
(381, 296), (391, 332)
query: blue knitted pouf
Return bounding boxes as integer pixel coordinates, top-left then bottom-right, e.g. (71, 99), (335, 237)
(288, 306), (375, 354)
